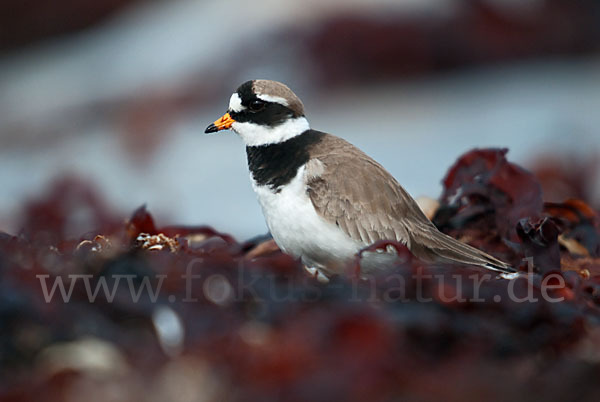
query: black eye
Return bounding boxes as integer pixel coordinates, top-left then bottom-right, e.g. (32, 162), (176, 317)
(248, 99), (266, 112)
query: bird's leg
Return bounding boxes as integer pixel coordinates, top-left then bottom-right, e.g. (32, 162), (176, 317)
(303, 265), (330, 283)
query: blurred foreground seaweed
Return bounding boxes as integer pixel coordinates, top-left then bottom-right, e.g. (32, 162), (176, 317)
(1, 149), (600, 402)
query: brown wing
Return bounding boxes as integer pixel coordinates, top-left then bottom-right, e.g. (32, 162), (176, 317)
(305, 133), (515, 273)
(305, 133), (432, 247)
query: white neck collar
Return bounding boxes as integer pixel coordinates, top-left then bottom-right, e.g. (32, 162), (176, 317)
(232, 117), (310, 147)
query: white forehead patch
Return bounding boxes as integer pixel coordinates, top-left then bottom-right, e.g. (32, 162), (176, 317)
(257, 93), (289, 106)
(228, 93), (244, 113)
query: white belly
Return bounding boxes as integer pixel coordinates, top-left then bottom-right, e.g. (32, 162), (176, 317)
(251, 165), (362, 272)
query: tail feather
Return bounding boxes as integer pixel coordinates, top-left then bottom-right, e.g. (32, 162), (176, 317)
(408, 225), (516, 275)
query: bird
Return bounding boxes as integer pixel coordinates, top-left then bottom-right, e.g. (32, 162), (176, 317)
(205, 79), (516, 280)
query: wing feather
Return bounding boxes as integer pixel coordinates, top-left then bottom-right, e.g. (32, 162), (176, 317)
(306, 134), (426, 246)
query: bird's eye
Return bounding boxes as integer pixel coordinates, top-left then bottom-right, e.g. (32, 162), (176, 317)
(248, 100), (266, 112)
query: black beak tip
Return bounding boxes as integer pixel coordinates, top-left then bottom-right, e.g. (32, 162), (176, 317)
(205, 123), (218, 134)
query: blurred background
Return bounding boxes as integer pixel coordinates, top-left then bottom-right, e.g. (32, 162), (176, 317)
(2, 3), (600, 402)
(1, 0), (599, 240)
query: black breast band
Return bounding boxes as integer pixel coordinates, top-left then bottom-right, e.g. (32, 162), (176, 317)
(246, 130), (324, 191)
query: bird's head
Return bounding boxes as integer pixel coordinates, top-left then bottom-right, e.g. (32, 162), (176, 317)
(205, 80), (309, 146)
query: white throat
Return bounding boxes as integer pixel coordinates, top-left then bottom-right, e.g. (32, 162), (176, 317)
(232, 117), (310, 146)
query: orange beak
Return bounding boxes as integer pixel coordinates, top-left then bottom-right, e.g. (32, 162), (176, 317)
(205, 112), (235, 133)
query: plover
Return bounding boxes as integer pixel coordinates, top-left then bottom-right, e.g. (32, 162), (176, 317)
(205, 80), (516, 279)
